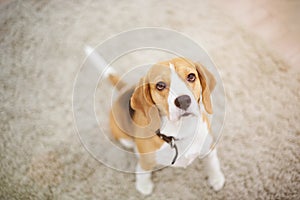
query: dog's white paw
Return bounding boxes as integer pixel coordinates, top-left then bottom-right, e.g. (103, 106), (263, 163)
(136, 177), (153, 195)
(208, 172), (225, 191)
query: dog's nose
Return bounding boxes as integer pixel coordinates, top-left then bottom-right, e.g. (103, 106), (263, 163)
(174, 95), (191, 110)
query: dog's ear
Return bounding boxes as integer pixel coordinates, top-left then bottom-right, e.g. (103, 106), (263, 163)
(194, 62), (216, 114)
(130, 77), (159, 127)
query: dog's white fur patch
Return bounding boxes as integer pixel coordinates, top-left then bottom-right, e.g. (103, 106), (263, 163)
(155, 114), (210, 167)
(203, 149), (225, 191)
(135, 163), (154, 195)
(119, 138), (135, 149)
(167, 63), (199, 121)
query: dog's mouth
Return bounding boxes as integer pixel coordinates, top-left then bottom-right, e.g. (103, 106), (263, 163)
(169, 109), (199, 122)
(180, 112), (193, 117)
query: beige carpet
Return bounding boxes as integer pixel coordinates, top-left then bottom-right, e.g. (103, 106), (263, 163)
(1, 0), (299, 199)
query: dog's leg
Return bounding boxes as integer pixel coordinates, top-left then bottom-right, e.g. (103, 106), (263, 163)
(203, 148), (225, 191)
(135, 163), (153, 195)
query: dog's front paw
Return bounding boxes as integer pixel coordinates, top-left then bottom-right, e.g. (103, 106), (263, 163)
(208, 171), (225, 191)
(136, 177), (153, 195)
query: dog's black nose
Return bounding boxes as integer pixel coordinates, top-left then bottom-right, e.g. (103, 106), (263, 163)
(174, 95), (191, 110)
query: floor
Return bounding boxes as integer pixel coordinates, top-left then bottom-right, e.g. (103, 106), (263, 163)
(213, 0), (300, 68)
(1, 1), (299, 199)
(1, 0), (299, 67)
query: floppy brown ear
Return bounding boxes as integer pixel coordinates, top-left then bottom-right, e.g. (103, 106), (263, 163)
(195, 62), (216, 114)
(130, 77), (159, 127)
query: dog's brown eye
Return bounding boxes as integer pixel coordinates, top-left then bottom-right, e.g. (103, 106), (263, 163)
(187, 73), (196, 82)
(156, 81), (166, 91)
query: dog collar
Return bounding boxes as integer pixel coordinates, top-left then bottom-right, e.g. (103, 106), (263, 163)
(155, 129), (178, 165)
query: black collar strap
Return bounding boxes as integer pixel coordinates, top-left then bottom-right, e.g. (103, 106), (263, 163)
(155, 129), (178, 165)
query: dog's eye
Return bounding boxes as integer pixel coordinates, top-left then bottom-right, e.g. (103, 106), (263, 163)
(156, 81), (166, 91)
(187, 73), (196, 82)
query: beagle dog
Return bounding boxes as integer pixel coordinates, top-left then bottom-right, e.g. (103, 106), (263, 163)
(94, 55), (225, 195)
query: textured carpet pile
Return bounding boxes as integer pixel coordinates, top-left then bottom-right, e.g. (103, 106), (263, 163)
(0, 0), (299, 199)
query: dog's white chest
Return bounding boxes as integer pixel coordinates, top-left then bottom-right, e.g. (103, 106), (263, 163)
(155, 115), (212, 168)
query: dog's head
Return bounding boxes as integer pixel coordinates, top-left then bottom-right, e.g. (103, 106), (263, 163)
(131, 58), (216, 124)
